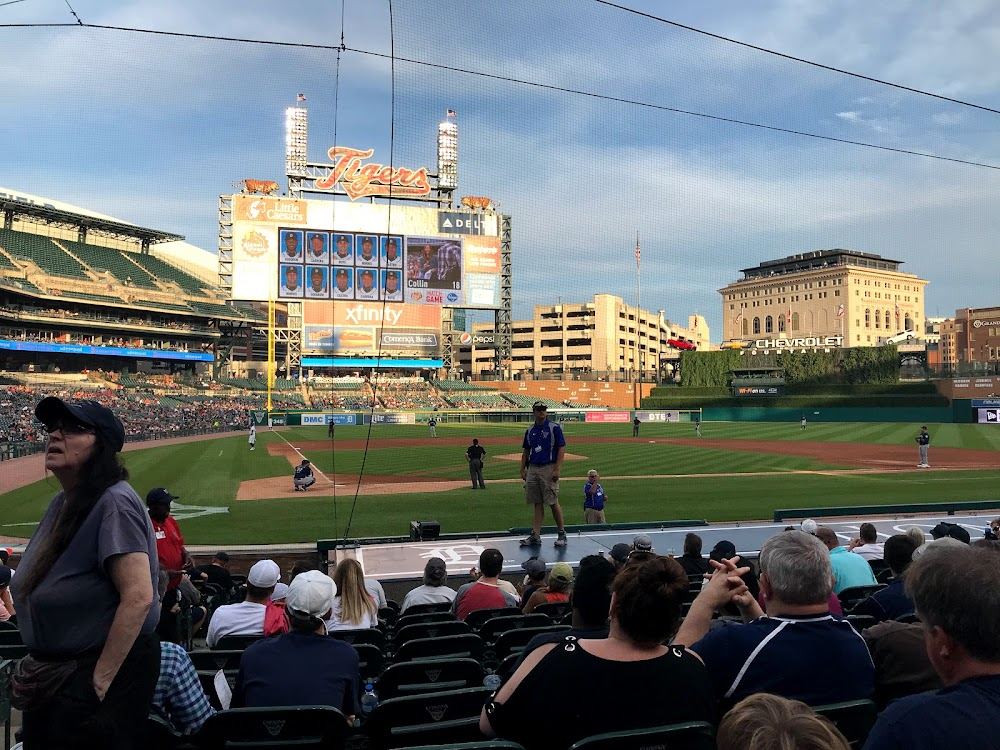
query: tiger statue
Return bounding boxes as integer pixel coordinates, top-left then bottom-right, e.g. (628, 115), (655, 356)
(460, 195), (494, 211)
(233, 179), (281, 196)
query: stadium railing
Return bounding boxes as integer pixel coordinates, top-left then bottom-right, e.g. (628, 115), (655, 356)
(773, 500), (1000, 522)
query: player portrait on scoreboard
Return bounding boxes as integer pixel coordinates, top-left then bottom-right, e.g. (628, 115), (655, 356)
(405, 236), (464, 291)
(381, 236), (403, 268)
(278, 264), (304, 298)
(305, 265), (329, 298)
(332, 267), (354, 300)
(280, 230), (303, 262)
(381, 269), (403, 302)
(332, 233), (354, 266)
(356, 235), (378, 267)
(356, 268), (378, 300)
(306, 232), (330, 264)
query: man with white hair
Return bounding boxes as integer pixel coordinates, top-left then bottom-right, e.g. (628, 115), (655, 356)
(232, 570), (358, 723)
(205, 559), (279, 648)
(863, 545), (1000, 749)
(675, 530), (873, 706)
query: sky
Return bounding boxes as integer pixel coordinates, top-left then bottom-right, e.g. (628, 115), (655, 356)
(2, 0), (999, 338)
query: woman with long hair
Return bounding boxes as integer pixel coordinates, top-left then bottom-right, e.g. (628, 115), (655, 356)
(327, 558), (377, 631)
(480, 555), (717, 750)
(10, 397), (159, 749)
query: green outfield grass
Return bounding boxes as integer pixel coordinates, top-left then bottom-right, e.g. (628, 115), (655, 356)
(1, 421), (998, 545)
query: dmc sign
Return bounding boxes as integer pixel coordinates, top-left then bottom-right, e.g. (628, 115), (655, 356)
(751, 336), (844, 349)
(973, 320), (1000, 328)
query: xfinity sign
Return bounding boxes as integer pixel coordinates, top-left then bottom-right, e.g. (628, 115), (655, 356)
(438, 211), (485, 235)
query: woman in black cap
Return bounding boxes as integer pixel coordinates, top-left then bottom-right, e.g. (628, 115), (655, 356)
(11, 397), (160, 749)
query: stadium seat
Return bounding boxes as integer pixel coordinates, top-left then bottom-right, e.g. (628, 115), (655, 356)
(477, 614), (553, 646)
(0, 645), (27, 661)
(0, 631), (22, 646)
(395, 612), (458, 631)
(197, 670), (237, 712)
(393, 634), (487, 665)
(895, 612), (920, 624)
(196, 705), (349, 750)
(867, 559), (890, 579)
(838, 585), (886, 612)
(375, 658), (485, 701)
(494, 654), (520, 683)
(363, 687), (492, 750)
(404, 743), (525, 750)
(404, 602), (455, 616)
(394, 621), (471, 650)
(353, 643), (385, 683)
(214, 634), (264, 651)
(465, 608), (523, 631)
(566, 721), (715, 750)
(378, 607), (399, 629)
(386, 600), (402, 613)
(146, 712), (196, 750)
(329, 628), (386, 651)
(0, 622), (18, 631)
(812, 700), (879, 749)
(188, 649), (244, 672)
(530, 601), (572, 620)
(487, 625), (570, 664)
(0, 659), (13, 750)
(846, 614), (878, 634)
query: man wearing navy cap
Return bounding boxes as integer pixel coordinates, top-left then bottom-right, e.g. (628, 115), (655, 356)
(147, 488), (194, 593)
(520, 401), (567, 547)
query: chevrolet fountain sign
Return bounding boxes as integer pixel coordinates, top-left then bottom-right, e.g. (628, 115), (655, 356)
(744, 335), (844, 352)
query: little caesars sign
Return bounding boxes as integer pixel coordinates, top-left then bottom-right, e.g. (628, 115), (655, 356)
(744, 335), (844, 352)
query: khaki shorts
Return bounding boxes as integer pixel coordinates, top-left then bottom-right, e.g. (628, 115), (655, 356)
(525, 463), (560, 506)
(585, 508), (606, 525)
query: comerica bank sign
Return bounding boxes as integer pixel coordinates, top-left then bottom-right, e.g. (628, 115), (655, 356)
(744, 336), (845, 351)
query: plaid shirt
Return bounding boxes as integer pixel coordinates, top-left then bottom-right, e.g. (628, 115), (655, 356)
(152, 641), (216, 734)
(436, 243), (461, 280)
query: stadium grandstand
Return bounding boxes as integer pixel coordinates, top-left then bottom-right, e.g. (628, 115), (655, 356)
(0, 189), (268, 379)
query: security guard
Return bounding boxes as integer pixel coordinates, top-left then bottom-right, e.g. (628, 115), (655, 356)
(520, 401), (567, 547)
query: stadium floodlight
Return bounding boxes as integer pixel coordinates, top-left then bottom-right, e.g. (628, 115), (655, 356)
(285, 106), (308, 177)
(437, 118), (458, 191)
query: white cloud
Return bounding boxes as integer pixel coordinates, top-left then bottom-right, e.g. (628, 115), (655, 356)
(836, 111), (861, 121)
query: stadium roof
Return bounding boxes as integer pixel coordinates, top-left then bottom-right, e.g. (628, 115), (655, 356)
(739, 249), (903, 279)
(0, 196), (183, 245)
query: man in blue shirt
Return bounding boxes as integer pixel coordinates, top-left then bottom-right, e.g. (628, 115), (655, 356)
(233, 570), (359, 724)
(675, 530), (873, 707)
(520, 401), (567, 547)
(583, 469), (607, 524)
(863, 545), (1000, 750)
(815, 526), (878, 594)
(854, 534), (918, 622)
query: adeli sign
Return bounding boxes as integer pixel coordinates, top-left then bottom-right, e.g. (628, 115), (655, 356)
(314, 147), (431, 200)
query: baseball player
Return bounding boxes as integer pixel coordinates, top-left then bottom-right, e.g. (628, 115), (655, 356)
(248, 421), (256, 451)
(916, 425), (930, 468)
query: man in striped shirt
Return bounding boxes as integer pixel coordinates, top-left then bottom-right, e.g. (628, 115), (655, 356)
(152, 641), (215, 734)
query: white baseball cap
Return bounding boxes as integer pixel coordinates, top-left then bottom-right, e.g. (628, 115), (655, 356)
(285, 570), (337, 618)
(247, 559), (280, 588)
(800, 519), (818, 535)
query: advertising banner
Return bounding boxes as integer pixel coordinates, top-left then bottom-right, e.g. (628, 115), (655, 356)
(362, 413), (416, 425)
(634, 411), (681, 423)
(303, 303), (441, 357)
(327, 414), (357, 426)
(734, 386), (785, 396)
(585, 411), (631, 423)
(972, 400), (1000, 407)
(438, 211), (486, 235)
(978, 409), (1000, 424)
(301, 414), (327, 426)
(0, 338), (213, 362)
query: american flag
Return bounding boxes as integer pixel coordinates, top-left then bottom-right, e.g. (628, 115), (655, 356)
(296, 93), (306, 102)
(735, 312), (743, 324)
(635, 238), (641, 267)
(838, 303), (845, 318)
(447, 109), (457, 117)
(895, 304), (900, 318)
(787, 308), (792, 325)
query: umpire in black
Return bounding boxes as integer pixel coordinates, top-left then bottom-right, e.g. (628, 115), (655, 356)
(466, 438), (487, 489)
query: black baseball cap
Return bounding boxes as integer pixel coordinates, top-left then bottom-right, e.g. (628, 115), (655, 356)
(532, 401), (548, 411)
(146, 487), (178, 506)
(35, 397), (126, 452)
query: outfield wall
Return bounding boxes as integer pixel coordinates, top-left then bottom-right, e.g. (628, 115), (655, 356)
(702, 406), (958, 423)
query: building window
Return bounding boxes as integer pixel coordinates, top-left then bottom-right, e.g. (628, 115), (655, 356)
(791, 312), (799, 331)
(885, 310), (891, 329)
(778, 316), (785, 333)
(865, 309), (871, 327)
(753, 317), (761, 334)
(875, 309), (881, 328)
(742, 317), (749, 336)
(765, 316), (773, 333)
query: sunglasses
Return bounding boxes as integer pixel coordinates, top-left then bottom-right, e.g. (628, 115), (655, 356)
(42, 421), (95, 435)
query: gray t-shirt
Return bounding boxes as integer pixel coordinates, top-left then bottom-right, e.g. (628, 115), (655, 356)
(11, 480), (160, 656)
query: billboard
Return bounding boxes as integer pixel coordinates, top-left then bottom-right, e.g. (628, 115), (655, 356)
(230, 195), (501, 310)
(979, 409), (1000, 424)
(634, 410), (681, 423)
(585, 411), (631, 423)
(303, 301), (442, 357)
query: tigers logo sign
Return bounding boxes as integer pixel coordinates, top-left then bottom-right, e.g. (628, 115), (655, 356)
(314, 146), (432, 200)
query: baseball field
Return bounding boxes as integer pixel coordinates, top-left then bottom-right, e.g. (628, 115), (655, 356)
(1, 420), (998, 546)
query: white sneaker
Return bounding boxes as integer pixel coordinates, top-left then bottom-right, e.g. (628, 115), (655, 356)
(554, 531), (568, 548)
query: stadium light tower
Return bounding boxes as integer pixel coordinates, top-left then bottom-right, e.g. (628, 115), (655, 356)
(437, 112), (458, 195)
(285, 106), (308, 179)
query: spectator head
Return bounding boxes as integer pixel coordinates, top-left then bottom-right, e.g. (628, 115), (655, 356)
(300, 459), (310, 467)
(883, 535), (918, 576)
(521, 557), (546, 583)
(905, 526), (927, 548)
(0, 566), (11, 590)
(479, 548), (503, 578)
(905, 544), (1000, 684)
(212, 551), (230, 567)
(0, 548), (9, 566)
(571, 554), (615, 628)
(632, 534), (654, 553)
(974, 539), (1000, 552)
(587, 469), (598, 482)
(800, 519), (818, 535)
(547, 562), (574, 594)
(930, 522), (971, 545)
(913, 536), (967, 560)
(683, 533), (703, 557)
(609, 543), (631, 569)
(145, 487), (177, 522)
(611, 555), (688, 647)
(709, 540), (738, 564)
(286, 570), (337, 631)
(717, 693), (851, 750)
(813, 526), (840, 551)
(289, 560), (314, 582)
(859, 523), (878, 544)
(333, 558), (377, 625)
(246, 559), (280, 601)
(423, 557), (448, 587)
(759, 531), (833, 607)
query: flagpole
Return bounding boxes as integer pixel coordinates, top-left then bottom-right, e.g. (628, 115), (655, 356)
(635, 232), (641, 410)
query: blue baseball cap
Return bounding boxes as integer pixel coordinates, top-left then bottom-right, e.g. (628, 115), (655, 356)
(35, 397), (125, 452)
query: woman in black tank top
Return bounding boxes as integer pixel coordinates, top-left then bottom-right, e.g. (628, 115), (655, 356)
(481, 556), (717, 749)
